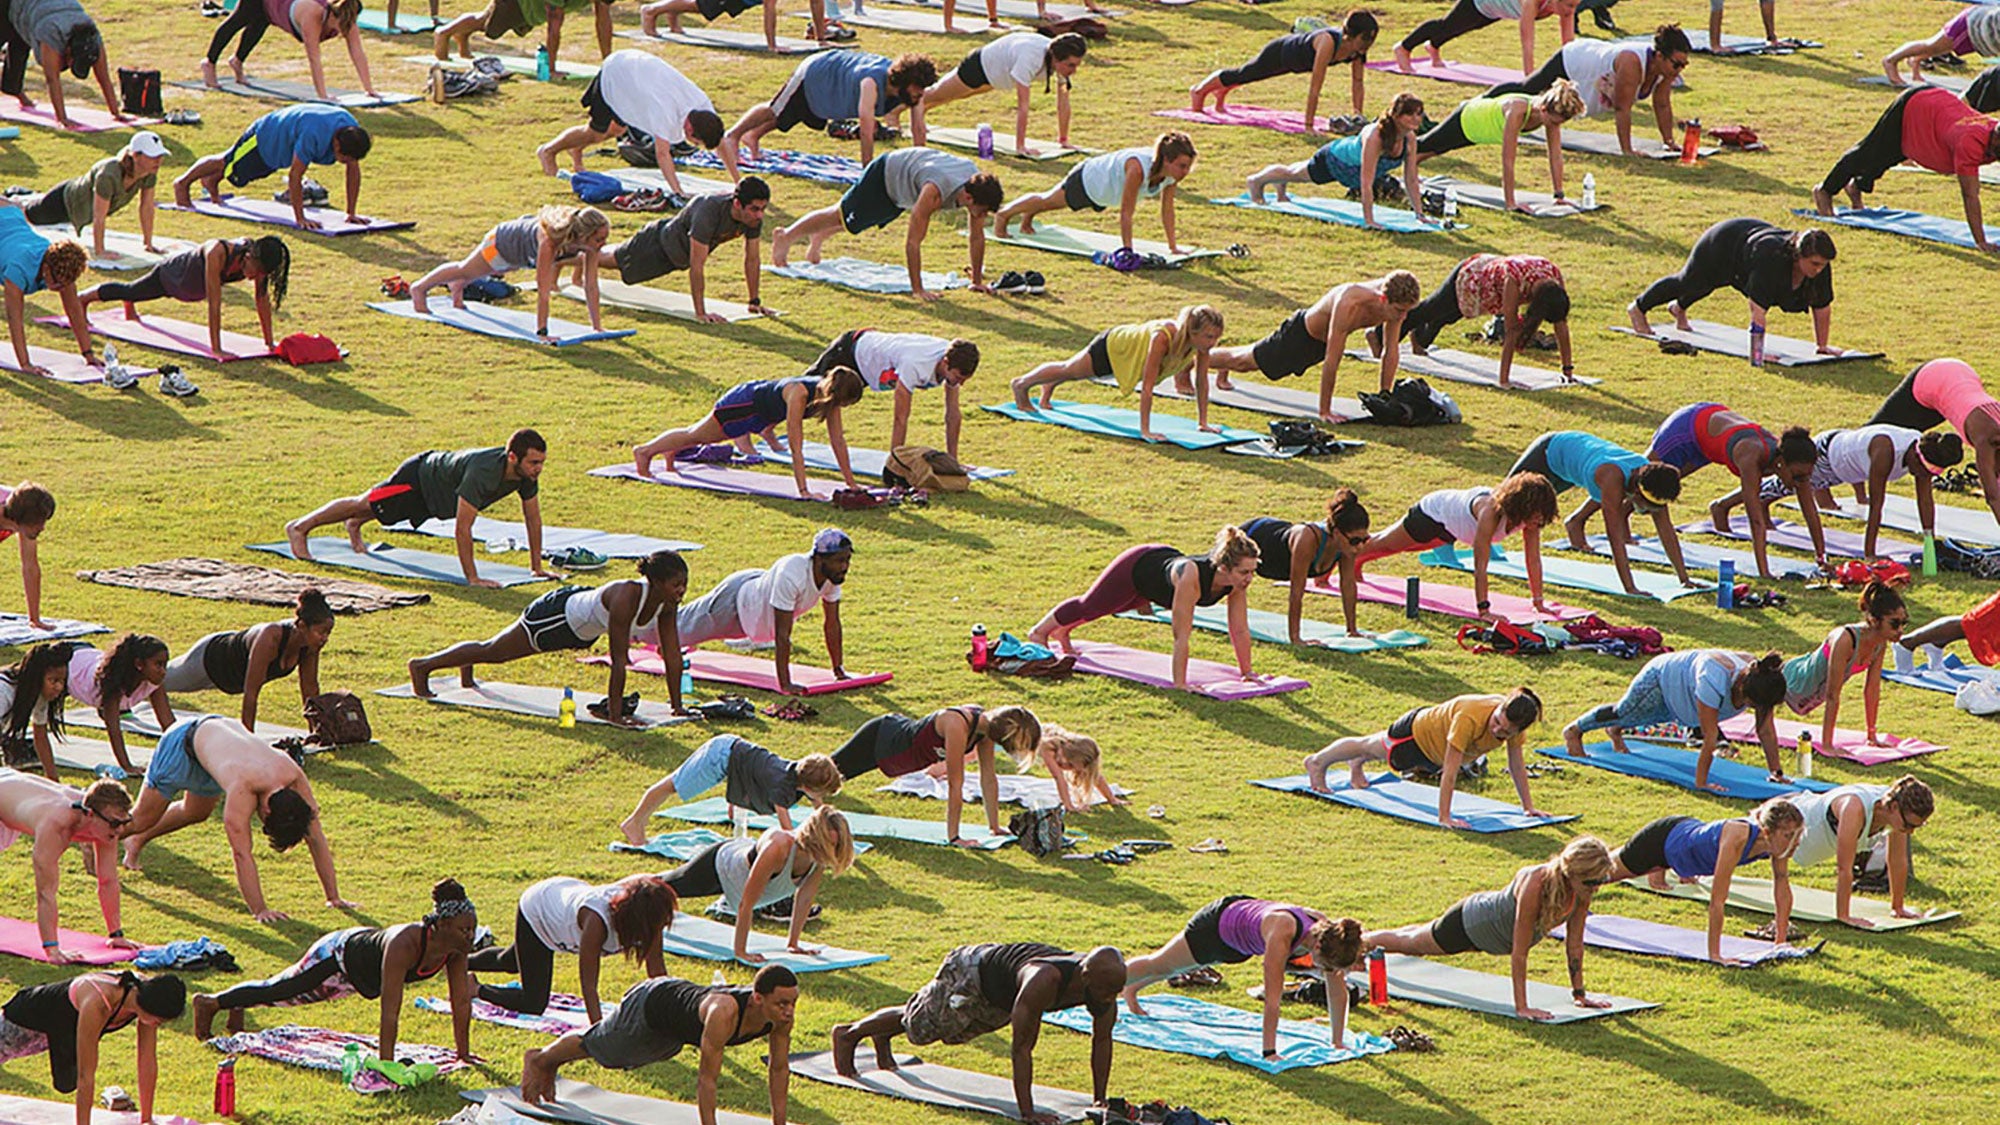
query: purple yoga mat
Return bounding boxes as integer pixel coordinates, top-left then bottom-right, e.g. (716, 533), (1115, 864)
(1549, 914), (1816, 966)
(1154, 104), (1325, 136)
(589, 462), (838, 502)
(36, 310), (275, 360)
(1334, 574), (1586, 622)
(1366, 57), (1527, 86)
(1067, 640), (1308, 700)
(161, 194), (414, 235)
(1679, 516), (1918, 561)
(1718, 714), (1944, 765)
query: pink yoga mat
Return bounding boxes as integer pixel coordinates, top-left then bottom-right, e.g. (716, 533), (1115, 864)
(585, 648), (893, 695)
(590, 463), (841, 502)
(0, 917), (140, 964)
(0, 346), (155, 384)
(0, 101), (159, 133)
(1067, 640), (1308, 700)
(1154, 104), (1325, 136)
(0, 1093), (211, 1125)
(161, 195), (414, 235)
(37, 310), (276, 361)
(1366, 58), (1526, 86)
(1333, 575), (1586, 622)
(1718, 715), (1944, 766)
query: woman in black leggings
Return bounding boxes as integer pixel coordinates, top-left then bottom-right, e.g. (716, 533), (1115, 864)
(1188, 11), (1378, 123)
(468, 874), (675, 1025)
(1396, 0), (1577, 76)
(191, 879), (480, 1063)
(1629, 219), (1838, 357)
(77, 236), (289, 360)
(204, 0), (377, 103)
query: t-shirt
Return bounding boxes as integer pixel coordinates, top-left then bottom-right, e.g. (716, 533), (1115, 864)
(722, 738), (800, 816)
(0, 208), (51, 295)
(250, 104), (358, 169)
(9, 0), (92, 52)
(733, 553), (841, 644)
(597, 50), (712, 146)
(1416, 485), (1494, 543)
(1542, 431), (1645, 502)
(883, 148), (976, 212)
(851, 331), (948, 392)
(0, 671), (53, 732)
(410, 446), (538, 520)
(652, 193), (760, 273)
(54, 157), (155, 233)
(1967, 8), (2000, 59)
(1900, 87), (1998, 177)
(1455, 254), (1562, 319)
(1077, 148), (1176, 209)
(1653, 649), (1742, 728)
(65, 646), (160, 712)
(977, 32), (1053, 90)
(1730, 219), (1834, 313)
(518, 876), (622, 955)
(800, 51), (895, 121)
(1409, 693), (1507, 765)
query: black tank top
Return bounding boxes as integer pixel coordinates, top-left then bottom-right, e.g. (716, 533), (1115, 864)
(339, 924), (442, 1000)
(203, 621), (297, 695)
(1130, 547), (1222, 609)
(1241, 517), (1338, 582)
(976, 942), (1085, 1009)
(4, 976), (137, 1092)
(644, 980), (768, 1045)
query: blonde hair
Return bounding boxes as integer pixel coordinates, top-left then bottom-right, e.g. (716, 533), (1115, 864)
(1176, 304), (1225, 338)
(1535, 835), (1612, 935)
(985, 705), (1043, 769)
(1210, 525), (1260, 570)
(1535, 79), (1585, 123)
(792, 806), (855, 875)
(1038, 725), (1104, 797)
(1753, 798), (1804, 855)
(327, 0), (362, 27)
(794, 753), (843, 800)
(540, 204), (610, 254)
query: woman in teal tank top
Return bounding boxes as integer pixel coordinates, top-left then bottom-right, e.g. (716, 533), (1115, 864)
(1416, 80), (1583, 213)
(1246, 92), (1430, 230)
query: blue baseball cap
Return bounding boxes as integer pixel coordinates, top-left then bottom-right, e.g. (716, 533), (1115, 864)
(812, 528), (853, 556)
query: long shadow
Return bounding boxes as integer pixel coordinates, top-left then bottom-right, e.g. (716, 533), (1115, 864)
(316, 746), (493, 827)
(0, 370), (221, 441)
(119, 860), (356, 963)
(1539, 1017), (1823, 1115)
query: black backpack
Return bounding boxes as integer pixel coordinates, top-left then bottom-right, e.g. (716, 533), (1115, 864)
(1357, 378), (1458, 427)
(118, 68), (162, 117)
(617, 128), (657, 167)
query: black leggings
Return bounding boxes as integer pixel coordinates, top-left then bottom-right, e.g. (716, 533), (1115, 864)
(1400, 0), (1497, 53)
(466, 907), (556, 1015)
(1399, 260), (1467, 349)
(1415, 103), (1474, 157)
(1483, 50), (1567, 100)
(90, 270), (171, 304)
(1868, 364), (1945, 431)
(207, 0), (275, 65)
(1216, 35), (1312, 88)
(1968, 65), (2000, 116)
(0, 0), (33, 99)
(20, 191), (69, 228)
(659, 840), (728, 899)
(829, 713), (923, 779)
(1819, 86), (1920, 198)
(1635, 219), (1751, 314)
(1615, 815), (1694, 876)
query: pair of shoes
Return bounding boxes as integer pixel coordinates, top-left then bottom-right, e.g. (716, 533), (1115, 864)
(1189, 838), (1229, 854)
(586, 691), (641, 719)
(1387, 1025), (1436, 1052)
(106, 364), (140, 391)
(995, 270), (1030, 294)
(762, 699), (818, 721)
(1167, 966), (1225, 988)
(546, 546), (608, 570)
(470, 56), (507, 78)
(822, 21), (857, 40)
(163, 108), (201, 125)
(158, 365), (199, 398)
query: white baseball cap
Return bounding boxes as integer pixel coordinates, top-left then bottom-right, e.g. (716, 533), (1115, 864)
(128, 131), (169, 159)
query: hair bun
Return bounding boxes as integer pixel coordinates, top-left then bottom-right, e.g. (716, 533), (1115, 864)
(432, 877), (467, 904)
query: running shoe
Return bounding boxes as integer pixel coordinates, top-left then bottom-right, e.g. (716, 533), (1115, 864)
(548, 546), (608, 570)
(823, 22), (857, 41)
(105, 365), (140, 391)
(994, 270), (1030, 294)
(158, 367), (199, 397)
(1022, 270), (1046, 294)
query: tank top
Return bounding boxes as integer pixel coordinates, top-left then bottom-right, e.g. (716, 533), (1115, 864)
(0, 484), (13, 543)
(715, 835), (815, 911)
(1558, 39), (1640, 117)
(1822, 425), (1920, 486)
(1416, 486), (1495, 544)
(487, 216), (544, 270)
(1130, 547), (1223, 608)
(155, 238), (251, 303)
(911, 705), (983, 764)
(265, 0), (337, 42)
(202, 621), (296, 695)
(1216, 899), (1321, 959)
(1241, 517), (1335, 582)
(748, 377), (817, 426)
(518, 877), (621, 955)
(643, 979), (766, 1044)
(1781, 625), (1870, 714)
(1456, 885), (1527, 955)
(1100, 319), (1198, 393)
(1078, 148), (1177, 210)
(1786, 784), (1890, 868)
(1662, 817), (1764, 878)
(336, 924), (442, 1000)
(562, 581), (664, 646)
(975, 942), (1085, 1009)
(1460, 94), (1531, 146)
(3, 975), (137, 1090)
(803, 51), (896, 120)
(1543, 431), (1645, 502)
(1691, 407), (1775, 475)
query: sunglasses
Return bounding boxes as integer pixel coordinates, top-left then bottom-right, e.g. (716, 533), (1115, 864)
(1345, 534), (1370, 548)
(1669, 56), (1689, 71)
(1886, 617), (1910, 630)
(92, 808), (133, 831)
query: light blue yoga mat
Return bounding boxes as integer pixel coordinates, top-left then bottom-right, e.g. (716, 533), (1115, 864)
(0, 615), (108, 647)
(367, 300), (635, 346)
(657, 797), (1015, 849)
(357, 7), (439, 32)
(1797, 207), (1984, 251)
(754, 439), (1014, 480)
(1803, 492), (2000, 549)
(1120, 604), (1426, 652)
(1208, 192), (1438, 234)
(0, 127), (19, 140)
(768, 258), (969, 295)
(1341, 953), (1658, 1023)
(1884, 653), (1984, 695)
(1573, 535), (1812, 580)
(1252, 773), (1575, 833)
(1044, 993), (1394, 1074)
(246, 540), (548, 587)
(613, 827), (873, 859)
(657, 913), (888, 973)
(400, 517), (701, 558)
(982, 399), (1263, 451)
(1536, 741), (1837, 800)
(1421, 545), (1714, 602)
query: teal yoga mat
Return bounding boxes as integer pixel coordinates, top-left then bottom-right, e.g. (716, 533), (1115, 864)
(366, 300), (635, 346)
(1120, 604), (1426, 652)
(977, 221), (1221, 262)
(658, 797), (1015, 849)
(1043, 993), (1394, 1073)
(1207, 192), (1438, 234)
(1420, 544), (1714, 601)
(1536, 740), (1837, 800)
(612, 827), (873, 859)
(656, 913), (888, 972)
(1251, 773), (1575, 833)
(247, 540), (548, 587)
(982, 399), (1262, 450)
(1341, 954), (1658, 1022)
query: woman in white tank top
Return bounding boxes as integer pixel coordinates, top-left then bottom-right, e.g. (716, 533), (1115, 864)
(994, 132), (1196, 258)
(1784, 776), (1933, 926)
(1357, 472), (1561, 619)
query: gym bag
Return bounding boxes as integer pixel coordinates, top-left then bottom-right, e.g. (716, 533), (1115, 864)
(119, 68), (162, 117)
(304, 691), (372, 746)
(883, 446), (970, 492)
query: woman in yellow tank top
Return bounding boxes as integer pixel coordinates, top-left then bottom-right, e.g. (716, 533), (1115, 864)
(1009, 306), (1226, 442)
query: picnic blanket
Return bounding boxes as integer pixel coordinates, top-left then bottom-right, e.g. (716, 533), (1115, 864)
(77, 558), (427, 613)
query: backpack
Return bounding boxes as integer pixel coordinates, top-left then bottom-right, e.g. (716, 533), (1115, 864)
(617, 127), (657, 167)
(569, 170), (624, 204)
(1853, 833), (1908, 893)
(303, 691), (372, 746)
(1934, 537), (2000, 578)
(883, 446), (970, 492)
(277, 333), (341, 365)
(118, 68), (162, 117)
(461, 276), (515, 303)
(1357, 378), (1459, 427)
(1008, 805), (1067, 856)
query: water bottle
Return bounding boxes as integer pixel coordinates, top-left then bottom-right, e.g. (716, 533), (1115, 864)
(1748, 323), (1766, 369)
(1580, 173), (1596, 210)
(731, 806), (748, 839)
(1404, 576), (1421, 620)
(1442, 185), (1459, 223)
(1679, 117), (1702, 165)
(559, 686), (576, 728)
(535, 44), (552, 82)
(340, 1042), (362, 1084)
(103, 342), (120, 376)
(711, 967), (727, 987)
(428, 63), (445, 104)
(1923, 532), (1938, 577)
(213, 1058), (235, 1117)
(679, 667), (694, 700)
(1798, 732), (1814, 778)
(1367, 948), (1388, 1005)
(1716, 559), (1736, 609)
(970, 623), (990, 671)
(976, 122), (994, 160)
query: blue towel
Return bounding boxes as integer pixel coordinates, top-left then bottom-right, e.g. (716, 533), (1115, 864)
(610, 828), (729, 859)
(656, 914), (888, 972)
(134, 936), (235, 970)
(1043, 993), (1394, 1073)
(768, 257), (970, 295)
(1796, 207), (1982, 251)
(658, 797), (1003, 849)
(1884, 653), (1984, 695)
(993, 632), (1056, 661)
(1251, 773), (1575, 833)
(1208, 193), (1439, 234)
(1421, 544), (1713, 601)
(1535, 740), (1837, 800)
(982, 399), (1264, 451)
(1123, 604), (1427, 651)
(355, 8), (438, 33)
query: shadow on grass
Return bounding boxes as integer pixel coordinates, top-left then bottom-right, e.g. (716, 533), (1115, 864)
(1539, 1016), (1823, 1116)
(0, 372), (221, 441)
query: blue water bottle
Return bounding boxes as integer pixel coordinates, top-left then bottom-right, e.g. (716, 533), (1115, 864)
(535, 44), (552, 82)
(1716, 559), (1735, 609)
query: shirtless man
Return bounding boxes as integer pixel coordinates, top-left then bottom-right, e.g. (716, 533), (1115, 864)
(0, 770), (139, 962)
(120, 716), (351, 923)
(1207, 271), (1421, 422)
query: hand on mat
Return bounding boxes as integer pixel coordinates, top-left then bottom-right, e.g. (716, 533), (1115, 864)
(786, 943), (822, 956)
(1439, 815), (1473, 830)
(1839, 914), (1877, 930)
(105, 935), (142, 952)
(45, 946), (85, 965)
(531, 566), (562, 581)
(1891, 905), (1926, 920)
(469, 577), (503, 590)
(697, 311), (729, 324)
(913, 288), (942, 303)
(1024, 1112), (1061, 1125)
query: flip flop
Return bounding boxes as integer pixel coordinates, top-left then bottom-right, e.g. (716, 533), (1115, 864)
(1189, 838), (1229, 854)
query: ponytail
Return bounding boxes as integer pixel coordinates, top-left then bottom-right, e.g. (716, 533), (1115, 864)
(1741, 652), (1787, 715)
(1326, 487), (1368, 536)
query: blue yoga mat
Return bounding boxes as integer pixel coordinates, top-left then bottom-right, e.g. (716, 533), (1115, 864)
(657, 913), (888, 972)
(246, 540), (548, 587)
(1044, 993), (1394, 1074)
(1121, 605), (1426, 652)
(613, 827), (874, 858)
(1884, 653), (1984, 695)
(1207, 193), (1438, 234)
(1574, 535), (1812, 580)
(356, 7), (438, 33)
(982, 399), (1263, 450)
(768, 258), (970, 295)
(1421, 545), (1714, 601)
(1535, 741), (1836, 800)
(657, 797), (1015, 849)
(1796, 207), (1983, 250)
(1251, 773), (1575, 833)
(367, 301), (636, 346)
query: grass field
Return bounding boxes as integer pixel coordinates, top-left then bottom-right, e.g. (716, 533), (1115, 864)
(3, 1), (1999, 1122)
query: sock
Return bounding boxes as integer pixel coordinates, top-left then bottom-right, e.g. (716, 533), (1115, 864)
(1923, 643), (1947, 668)
(1892, 643), (1914, 673)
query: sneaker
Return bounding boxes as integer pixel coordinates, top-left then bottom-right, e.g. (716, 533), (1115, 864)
(994, 270), (1029, 294)
(105, 365), (139, 390)
(548, 546), (608, 570)
(471, 56), (507, 78)
(158, 368), (199, 397)
(163, 108), (201, 125)
(823, 22), (857, 41)
(1022, 270), (1046, 294)
(1590, 8), (1619, 31)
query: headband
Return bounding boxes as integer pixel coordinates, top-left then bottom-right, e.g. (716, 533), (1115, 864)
(426, 897), (477, 925)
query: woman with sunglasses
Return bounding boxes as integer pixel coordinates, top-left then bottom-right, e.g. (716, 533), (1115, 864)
(1780, 581), (1905, 752)
(1510, 430), (1692, 595)
(1238, 490), (1371, 645)
(1606, 799), (1803, 963)
(1784, 776), (1934, 929)
(0, 772), (140, 963)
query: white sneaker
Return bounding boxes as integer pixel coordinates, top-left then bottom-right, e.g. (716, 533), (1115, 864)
(158, 369), (199, 397)
(1923, 643), (1948, 670)
(105, 365), (139, 390)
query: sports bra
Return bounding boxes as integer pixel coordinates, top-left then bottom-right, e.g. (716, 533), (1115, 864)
(1130, 547), (1223, 608)
(203, 621), (297, 695)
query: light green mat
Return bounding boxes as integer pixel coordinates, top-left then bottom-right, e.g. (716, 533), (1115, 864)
(1119, 604), (1426, 652)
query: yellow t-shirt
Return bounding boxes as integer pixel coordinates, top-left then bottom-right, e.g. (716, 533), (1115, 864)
(1409, 693), (1506, 765)
(1103, 319), (1196, 393)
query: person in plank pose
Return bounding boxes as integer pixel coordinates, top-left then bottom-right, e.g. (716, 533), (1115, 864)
(1883, 6), (2000, 88)
(0, 211), (95, 378)
(1191, 11), (1380, 124)
(1814, 86), (2000, 252)
(1775, 581), (1905, 752)
(995, 132), (1195, 257)
(771, 148), (1002, 302)
(1248, 92), (1427, 231)
(1896, 587), (2000, 676)
(163, 590), (333, 735)
(1356, 474), (1561, 621)
(201, 0), (378, 103)
(1395, 0), (1576, 76)
(1784, 776), (1934, 928)
(831, 942), (1125, 1122)
(1388, 251), (1575, 386)
(1415, 84), (1581, 214)
(621, 734), (843, 841)
(639, 0), (830, 54)
(1009, 306), (1226, 442)
(588, 179), (770, 324)
(1304, 688), (1555, 828)
(829, 704), (1041, 846)
(1562, 649), (1791, 793)
(728, 50), (937, 167)
(632, 370), (864, 497)
(467, 873), (677, 1024)
(434, 0), (616, 72)
(58, 634), (175, 778)
(1205, 272), (1421, 422)
(0, 486), (56, 633)
(408, 207), (607, 337)
(1029, 526), (1262, 692)
(120, 716), (351, 922)
(1715, 425), (1959, 561)
(1, 0), (127, 129)
(1484, 25), (1691, 157)
(1364, 837), (1613, 1020)
(192, 879), (480, 1064)
(0, 971), (186, 1125)
(284, 429), (553, 590)
(1629, 220), (1840, 361)
(1240, 491), (1372, 643)
(673, 530), (855, 697)
(1967, 63), (2000, 114)
(656, 806), (855, 959)
(1868, 358), (2000, 530)
(16, 132), (167, 265)
(1607, 801), (1802, 961)
(0, 770), (139, 961)
(409, 550), (690, 723)
(802, 329), (979, 459)
(921, 32), (1087, 159)
(1, 644), (74, 781)
(77, 235), (290, 360)
(174, 104), (373, 232)
(1511, 431), (1691, 595)
(535, 50), (731, 196)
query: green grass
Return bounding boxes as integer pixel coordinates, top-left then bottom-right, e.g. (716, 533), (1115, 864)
(4, 1), (1999, 1122)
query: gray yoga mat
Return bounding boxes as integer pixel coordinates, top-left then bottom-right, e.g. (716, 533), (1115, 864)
(789, 1052), (1097, 1123)
(379, 679), (696, 728)
(247, 540), (548, 587)
(1423, 175), (1603, 217)
(1608, 319), (1880, 366)
(1341, 953), (1657, 1022)
(49, 735), (151, 774)
(464, 1080), (768, 1125)
(64, 707), (313, 744)
(398, 518), (701, 558)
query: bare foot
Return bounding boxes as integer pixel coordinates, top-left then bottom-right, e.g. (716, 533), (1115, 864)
(227, 57), (244, 84)
(200, 59), (219, 90)
(804, 233), (827, 264)
(634, 446), (657, 476)
(1348, 761), (1370, 789)
(830, 1023), (861, 1077)
(1669, 303), (1692, 332)
(640, 9), (659, 35)
(1122, 986), (1149, 1017)
(521, 1048), (553, 1103)
(770, 225), (794, 267)
(1881, 61), (1903, 86)
(284, 520), (313, 561)
(1303, 752), (1329, 792)
(535, 143), (559, 177)
(119, 839), (144, 872)
(1648, 871), (1669, 890)
(1393, 44), (1414, 73)
(619, 814), (648, 846)
(1010, 376), (1037, 412)
(410, 286), (432, 314)
(409, 660), (434, 697)
(1626, 303), (1652, 336)
(193, 994), (218, 1040)
(173, 179), (194, 209)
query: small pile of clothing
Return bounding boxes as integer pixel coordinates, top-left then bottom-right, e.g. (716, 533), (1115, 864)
(134, 936), (237, 973)
(970, 632), (1076, 677)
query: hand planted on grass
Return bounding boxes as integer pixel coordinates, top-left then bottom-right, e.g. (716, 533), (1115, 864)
(469, 577), (502, 590)
(912, 288), (941, 303)
(969, 282), (993, 295)
(253, 909), (290, 924)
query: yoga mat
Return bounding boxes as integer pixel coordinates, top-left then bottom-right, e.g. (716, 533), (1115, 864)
(167, 77), (418, 107)
(557, 167), (738, 198)
(246, 540), (549, 587)
(161, 194), (414, 235)
(658, 796), (1016, 849)
(1421, 175), (1602, 218)
(78, 558), (428, 613)
(377, 679), (697, 728)
(30, 225), (200, 271)
(366, 299), (635, 346)
(0, 346), (152, 384)
(682, 146), (865, 185)
(1110, 376), (1366, 422)
(415, 993), (607, 1037)
(981, 398), (1264, 450)
(1608, 319), (1880, 366)
(927, 126), (1085, 158)
(35, 310), (275, 360)
(789, 1052), (1097, 1123)
(0, 918), (139, 964)
(1883, 652), (1986, 695)
(1066, 639), (1309, 700)
(1207, 192), (1437, 234)
(1421, 545), (1714, 601)
(1252, 773), (1575, 833)
(0, 102), (157, 132)
(524, 279), (759, 324)
(877, 772), (1132, 808)
(1548, 914), (1817, 966)
(1365, 58), (1526, 87)
(1345, 345), (1598, 390)
(0, 615), (110, 647)
(1526, 130), (1718, 159)
(796, 8), (1011, 33)
(588, 462), (844, 502)
(1678, 515), (1917, 561)
(204, 1025), (466, 1087)
(0, 1093), (211, 1125)
(616, 827), (875, 860)
(753, 438), (1013, 480)
(1717, 714), (1944, 766)
(614, 27), (830, 53)
(357, 7), (440, 33)
(1336, 573), (1586, 621)
(1859, 73), (1976, 93)
(1537, 740), (1836, 800)
(49, 735), (152, 774)
(1619, 876), (1959, 929)
(887, 0), (1118, 20)
(582, 647), (893, 695)
(465, 1080), (769, 1125)
(63, 706), (313, 744)
(980, 220), (1220, 262)
(1621, 31), (1819, 54)
(1890, 159), (2000, 186)
(1803, 492), (2000, 548)
(1156, 104), (1330, 137)
(404, 53), (599, 79)
(1043, 993), (1395, 1073)
(1572, 533), (1814, 580)
(654, 913), (888, 971)
(1340, 953), (1657, 1022)
(399, 518), (700, 558)
(1120, 604), (1428, 652)
(1798, 206), (1984, 251)
(768, 257), (968, 294)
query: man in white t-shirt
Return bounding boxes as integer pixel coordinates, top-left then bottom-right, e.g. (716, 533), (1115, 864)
(536, 49), (734, 198)
(675, 529), (853, 694)
(804, 330), (979, 458)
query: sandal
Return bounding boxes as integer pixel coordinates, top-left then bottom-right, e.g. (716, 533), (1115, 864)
(1167, 966), (1225, 989)
(163, 109), (201, 125)
(1387, 1025), (1436, 1053)
(587, 691), (641, 720)
(762, 699), (818, 721)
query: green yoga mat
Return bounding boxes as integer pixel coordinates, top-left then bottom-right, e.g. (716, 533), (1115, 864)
(974, 221), (1221, 263)
(1420, 545), (1713, 602)
(1618, 877), (1959, 930)
(658, 797), (1015, 849)
(1119, 604), (1426, 652)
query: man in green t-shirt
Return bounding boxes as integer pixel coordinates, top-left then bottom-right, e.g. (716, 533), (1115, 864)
(284, 428), (554, 588)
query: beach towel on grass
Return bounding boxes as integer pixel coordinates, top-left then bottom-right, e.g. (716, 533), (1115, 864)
(205, 1025), (466, 1091)
(77, 558), (427, 613)
(414, 993), (605, 1037)
(768, 257), (968, 294)
(1043, 992), (1394, 1073)
(1251, 773), (1574, 833)
(1208, 192), (1437, 233)
(0, 615), (108, 647)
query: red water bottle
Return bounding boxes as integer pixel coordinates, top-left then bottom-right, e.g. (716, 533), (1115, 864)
(213, 1058), (236, 1117)
(969, 624), (990, 672)
(1679, 117), (1702, 166)
(1367, 948), (1388, 1005)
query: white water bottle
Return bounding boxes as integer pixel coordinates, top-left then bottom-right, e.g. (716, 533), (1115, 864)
(1798, 732), (1813, 778)
(103, 342), (120, 376)
(1581, 173), (1596, 210)
(1442, 185), (1459, 223)
(711, 968), (727, 987)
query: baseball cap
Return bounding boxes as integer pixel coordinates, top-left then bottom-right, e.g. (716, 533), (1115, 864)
(812, 528), (853, 556)
(128, 132), (169, 159)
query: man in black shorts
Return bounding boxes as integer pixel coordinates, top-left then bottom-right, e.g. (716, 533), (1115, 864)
(173, 104), (372, 232)
(639, 0), (830, 53)
(535, 50), (731, 196)
(283, 428), (554, 589)
(586, 178), (771, 324)
(1207, 270), (1422, 423)
(772, 147), (1002, 302)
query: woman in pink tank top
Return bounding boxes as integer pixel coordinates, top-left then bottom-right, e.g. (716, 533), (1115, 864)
(1870, 358), (2000, 529)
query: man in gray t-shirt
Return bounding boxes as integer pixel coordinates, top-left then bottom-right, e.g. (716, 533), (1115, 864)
(593, 177), (774, 324)
(771, 147), (1004, 302)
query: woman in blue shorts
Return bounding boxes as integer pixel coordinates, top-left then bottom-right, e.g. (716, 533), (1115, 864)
(632, 369), (866, 498)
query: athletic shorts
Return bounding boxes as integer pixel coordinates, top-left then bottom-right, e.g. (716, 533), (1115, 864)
(1615, 816), (1695, 877)
(221, 124), (279, 188)
(713, 380), (772, 439)
(1382, 706), (1433, 773)
(1058, 164), (1099, 212)
(697, 0), (758, 18)
(839, 156), (902, 235)
(0, 1015), (49, 1070)
(671, 734), (746, 802)
(771, 58), (827, 133)
(612, 218), (678, 286)
(1509, 433), (1562, 491)
(675, 568), (757, 647)
(1397, 502), (1454, 548)
(1962, 589), (2000, 666)
(953, 45), (991, 90)
(580, 75), (624, 136)
(1249, 309), (1321, 380)
(582, 979), (691, 1071)
(146, 716), (225, 801)
(1085, 332), (1114, 379)
(518, 586), (590, 653)
(904, 945), (1014, 1046)
(484, 0), (533, 38)
(807, 329), (865, 379)
(477, 231), (522, 274)
(364, 454), (433, 528)
(1182, 894), (1257, 965)
(1305, 144), (1362, 190)
(1429, 903), (1479, 955)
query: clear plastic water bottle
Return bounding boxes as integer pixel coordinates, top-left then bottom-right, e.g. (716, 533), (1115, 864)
(1580, 173), (1596, 210)
(340, 1042), (362, 1084)
(559, 686), (576, 728)
(1442, 185), (1459, 224)
(711, 968), (727, 987)
(1798, 732), (1814, 778)
(969, 624), (990, 671)
(679, 667), (694, 700)
(976, 123), (994, 160)
(103, 342), (119, 375)
(535, 44), (552, 82)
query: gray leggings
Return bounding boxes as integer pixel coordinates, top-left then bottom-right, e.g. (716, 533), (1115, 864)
(161, 632), (228, 693)
(675, 568), (757, 648)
